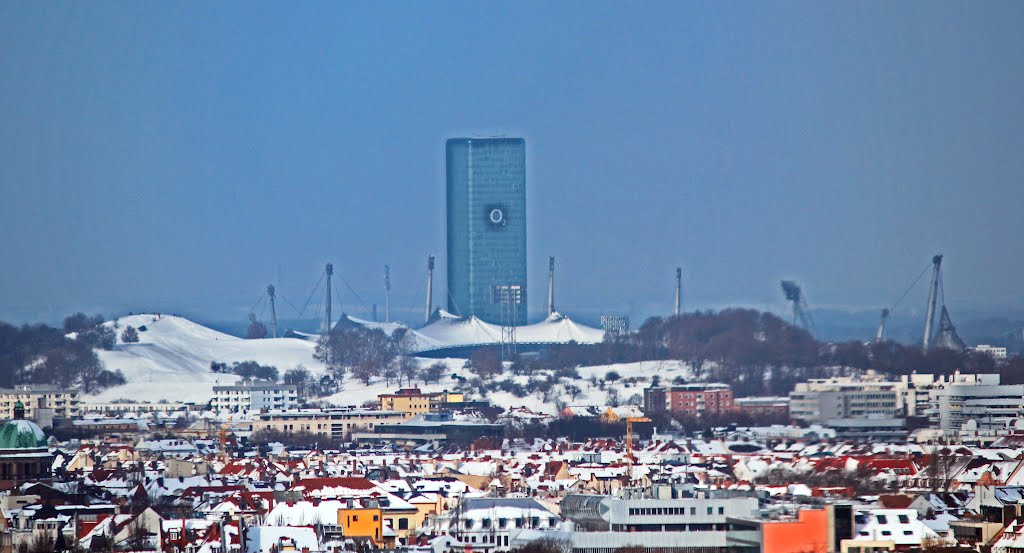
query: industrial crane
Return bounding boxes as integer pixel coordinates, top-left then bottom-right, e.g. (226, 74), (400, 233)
(625, 416), (651, 482)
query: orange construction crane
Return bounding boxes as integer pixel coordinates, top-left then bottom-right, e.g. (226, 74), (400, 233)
(625, 416), (651, 482)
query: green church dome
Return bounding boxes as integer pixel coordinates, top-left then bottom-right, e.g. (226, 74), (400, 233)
(0, 401), (47, 449)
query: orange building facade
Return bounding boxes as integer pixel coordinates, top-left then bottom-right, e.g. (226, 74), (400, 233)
(762, 509), (831, 553)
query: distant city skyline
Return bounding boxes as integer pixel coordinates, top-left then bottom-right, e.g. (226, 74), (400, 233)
(1, 2), (1023, 327)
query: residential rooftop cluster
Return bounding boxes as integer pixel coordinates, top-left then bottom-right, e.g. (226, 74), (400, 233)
(3, 371), (1024, 553)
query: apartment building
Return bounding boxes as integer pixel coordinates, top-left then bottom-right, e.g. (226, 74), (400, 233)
(81, 401), (192, 415)
(377, 388), (465, 418)
(247, 408), (407, 441)
(643, 385), (667, 414)
(734, 396), (790, 419)
(666, 384), (733, 417)
(210, 380), (298, 413)
(0, 385), (80, 426)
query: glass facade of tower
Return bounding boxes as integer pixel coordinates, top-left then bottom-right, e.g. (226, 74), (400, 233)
(446, 137), (527, 326)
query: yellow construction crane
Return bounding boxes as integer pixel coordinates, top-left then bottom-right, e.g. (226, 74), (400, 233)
(625, 416), (651, 482)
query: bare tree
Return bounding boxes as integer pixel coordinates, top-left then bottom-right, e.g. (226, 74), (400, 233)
(352, 361), (377, 386)
(397, 356), (420, 386)
(424, 362), (447, 384)
(284, 365), (312, 398)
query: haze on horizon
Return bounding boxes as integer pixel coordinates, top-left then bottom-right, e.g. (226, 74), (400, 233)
(1, 2), (1022, 327)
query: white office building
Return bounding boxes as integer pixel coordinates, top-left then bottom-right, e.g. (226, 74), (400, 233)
(789, 376), (904, 423)
(973, 345), (1009, 360)
(936, 381), (1024, 431)
(560, 488), (762, 553)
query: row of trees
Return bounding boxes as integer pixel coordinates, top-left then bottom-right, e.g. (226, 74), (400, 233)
(313, 326), (448, 387)
(471, 309), (1022, 398)
(63, 312), (117, 350)
(0, 314), (126, 392)
(209, 360), (279, 381)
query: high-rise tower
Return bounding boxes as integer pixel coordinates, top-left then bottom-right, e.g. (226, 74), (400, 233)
(446, 137), (527, 325)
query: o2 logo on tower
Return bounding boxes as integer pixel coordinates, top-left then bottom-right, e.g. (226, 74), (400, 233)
(485, 205), (508, 228)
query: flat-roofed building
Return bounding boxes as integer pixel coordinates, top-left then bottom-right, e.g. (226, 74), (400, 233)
(81, 401), (192, 415)
(936, 383), (1024, 431)
(973, 345), (1008, 360)
(211, 380), (298, 413)
(560, 488), (761, 553)
(353, 412), (503, 447)
(734, 396), (790, 419)
(247, 408), (407, 441)
(667, 383), (733, 417)
(377, 388), (465, 418)
(643, 385), (667, 415)
(0, 385), (80, 424)
(789, 376), (903, 423)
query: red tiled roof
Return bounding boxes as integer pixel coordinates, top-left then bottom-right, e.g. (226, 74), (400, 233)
(293, 477), (377, 491)
(878, 494), (915, 509)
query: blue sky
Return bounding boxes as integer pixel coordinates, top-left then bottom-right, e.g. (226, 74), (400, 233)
(1, 2), (1022, 326)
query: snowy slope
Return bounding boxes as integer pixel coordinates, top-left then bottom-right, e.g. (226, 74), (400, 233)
(87, 314), (327, 404)
(86, 315), (686, 416)
(326, 359), (693, 415)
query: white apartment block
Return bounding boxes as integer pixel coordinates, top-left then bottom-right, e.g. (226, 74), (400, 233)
(210, 380), (298, 413)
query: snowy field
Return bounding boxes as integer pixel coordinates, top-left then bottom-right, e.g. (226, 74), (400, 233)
(85, 314), (693, 415)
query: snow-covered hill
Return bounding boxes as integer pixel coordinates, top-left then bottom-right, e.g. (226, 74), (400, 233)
(86, 314), (693, 416)
(87, 314), (328, 404)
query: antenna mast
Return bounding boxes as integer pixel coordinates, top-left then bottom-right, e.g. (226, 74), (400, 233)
(425, 256), (434, 323)
(267, 284), (278, 338)
(384, 265), (391, 323)
(324, 263), (333, 334)
(547, 256), (555, 317)
(922, 254), (943, 350)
